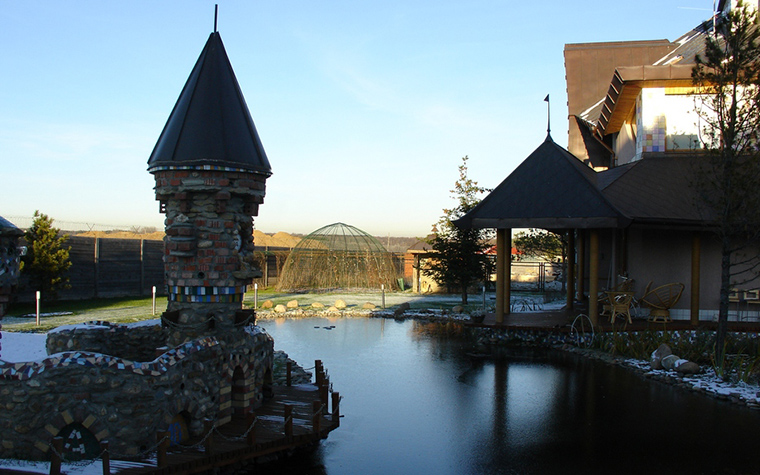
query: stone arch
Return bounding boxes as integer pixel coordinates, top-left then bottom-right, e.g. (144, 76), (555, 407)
(168, 396), (208, 439)
(56, 422), (100, 461)
(40, 408), (109, 457)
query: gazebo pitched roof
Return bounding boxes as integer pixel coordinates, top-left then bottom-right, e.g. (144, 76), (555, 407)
(456, 136), (711, 231)
(455, 135), (628, 230)
(147, 32), (272, 175)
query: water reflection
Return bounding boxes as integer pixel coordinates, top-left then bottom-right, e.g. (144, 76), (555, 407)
(258, 318), (760, 475)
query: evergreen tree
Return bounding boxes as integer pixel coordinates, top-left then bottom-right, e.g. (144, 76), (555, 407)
(513, 229), (565, 262)
(426, 156), (493, 304)
(691, 1), (760, 366)
(21, 211), (72, 301)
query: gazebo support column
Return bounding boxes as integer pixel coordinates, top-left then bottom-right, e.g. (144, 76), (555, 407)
(691, 232), (701, 325)
(589, 229), (600, 326)
(495, 228), (511, 324)
(566, 230), (576, 311)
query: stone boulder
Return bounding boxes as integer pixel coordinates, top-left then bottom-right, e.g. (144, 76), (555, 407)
(311, 302), (325, 308)
(286, 300), (299, 309)
(274, 304), (287, 313)
(650, 344), (673, 370)
(394, 302), (411, 317)
(661, 354), (680, 371)
(261, 300), (274, 309)
(334, 299), (347, 309)
(452, 305), (464, 314)
(675, 361), (701, 375)
(362, 302), (376, 310)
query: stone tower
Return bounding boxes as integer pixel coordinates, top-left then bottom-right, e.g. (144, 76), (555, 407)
(148, 31), (272, 347)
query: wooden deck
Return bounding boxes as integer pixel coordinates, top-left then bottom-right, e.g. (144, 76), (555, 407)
(112, 383), (340, 474)
(469, 309), (760, 333)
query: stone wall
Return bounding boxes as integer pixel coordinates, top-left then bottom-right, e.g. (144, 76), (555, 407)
(45, 321), (168, 362)
(0, 323), (273, 461)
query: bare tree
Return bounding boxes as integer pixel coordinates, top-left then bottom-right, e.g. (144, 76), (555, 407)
(692, 1), (760, 365)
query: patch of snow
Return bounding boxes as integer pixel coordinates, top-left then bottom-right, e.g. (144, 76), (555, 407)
(0, 331), (48, 362)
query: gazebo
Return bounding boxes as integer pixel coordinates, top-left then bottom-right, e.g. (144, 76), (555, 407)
(455, 134), (714, 326)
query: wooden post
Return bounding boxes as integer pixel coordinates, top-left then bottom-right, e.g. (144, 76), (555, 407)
(589, 230), (600, 326)
(286, 361), (292, 387)
(100, 441), (110, 475)
(495, 228), (511, 323)
(332, 391), (340, 426)
(691, 232), (701, 326)
(50, 437), (63, 475)
(320, 377), (329, 407)
(312, 400), (322, 436)
(284, 405), (293, 439)
(577, 230), (586, 302)
(156, 431), (169, 468)
(315, 360), (323, 386)
(203, 419), (214, 455)
(246, 412), (257, 446)
(566, 230), (576, 311)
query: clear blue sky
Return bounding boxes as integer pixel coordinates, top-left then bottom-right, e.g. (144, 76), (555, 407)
(1, 1), (711, 237)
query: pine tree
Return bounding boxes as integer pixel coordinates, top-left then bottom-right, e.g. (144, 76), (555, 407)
(692, 1), (760, 366)
(21, 211), (72, 301)
(426, 156), (493, 304)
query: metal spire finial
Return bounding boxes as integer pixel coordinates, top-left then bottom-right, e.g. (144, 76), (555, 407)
(544, 94), (551, 136)
(214, 4), (219, 33)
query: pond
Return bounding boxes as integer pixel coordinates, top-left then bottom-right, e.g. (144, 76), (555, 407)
(258, 317), (760, 475)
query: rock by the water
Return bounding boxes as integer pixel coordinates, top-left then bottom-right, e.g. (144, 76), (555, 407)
(274, 304), (287, 313)
(311, 302), (325, 308)
(651, 343), (673, 370)
(675, 361), (701, 375)
(661, 354), (680, 371)
(334, 299), (347, 309)
(394, 302), (411, 317)
(286, 300), (299, 309)
(452, 305), (464, 313)
(362, 302), (376, 309)
(261, 300), (274, 309)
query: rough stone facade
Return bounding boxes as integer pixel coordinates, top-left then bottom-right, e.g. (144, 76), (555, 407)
(153, 169), (266, 347)
(0, 322), (273, 460)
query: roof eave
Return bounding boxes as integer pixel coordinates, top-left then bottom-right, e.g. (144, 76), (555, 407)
(598, 65), (695, 135)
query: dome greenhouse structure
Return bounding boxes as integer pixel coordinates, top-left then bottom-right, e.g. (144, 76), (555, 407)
(276, 223), (399, 291)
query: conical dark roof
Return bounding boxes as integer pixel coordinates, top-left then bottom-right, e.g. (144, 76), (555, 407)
(455, 135), (628, 230)
(0, 216), (23, 237)
(147, 32), (272, 175)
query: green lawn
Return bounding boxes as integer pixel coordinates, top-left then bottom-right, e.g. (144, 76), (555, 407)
(1, 289), (499, 333)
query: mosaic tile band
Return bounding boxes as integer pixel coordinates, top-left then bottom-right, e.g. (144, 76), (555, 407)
(168, 285), (247, 303)
(0, 336), (220, 381)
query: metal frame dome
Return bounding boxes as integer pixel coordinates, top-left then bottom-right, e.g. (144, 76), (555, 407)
(276, 223), (399, 291)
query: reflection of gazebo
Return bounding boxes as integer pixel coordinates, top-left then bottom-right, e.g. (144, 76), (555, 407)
(455, 134), (714, 326)
(276, 223), (399, 291)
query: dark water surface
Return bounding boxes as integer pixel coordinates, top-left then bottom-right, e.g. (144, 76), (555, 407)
(258, 317), (759, 475)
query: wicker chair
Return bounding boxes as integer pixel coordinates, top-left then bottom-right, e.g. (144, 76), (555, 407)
(641, 282), (685, 323)
(606, 291), (634, 324)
